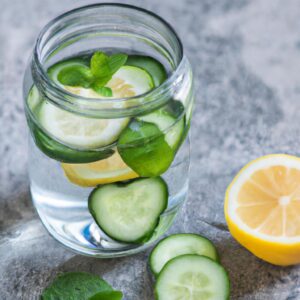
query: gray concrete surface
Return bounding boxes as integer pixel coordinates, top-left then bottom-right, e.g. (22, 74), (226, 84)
(1, 0), (300, 299)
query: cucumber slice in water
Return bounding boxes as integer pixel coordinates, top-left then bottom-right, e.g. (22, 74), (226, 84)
(48, 58), (154, 98)
(29, 122), (114, 164)
(138, 100), (185, 150)
(125, 55), (167, 87)
(107, 65), (154, 97)
(26, 86), (114, 163)
(155, 255), (230, 300)
(37, 101), (129, 149)
(149, 233), (219, 276)
(39, 64), (154, 149)
(88, 177), (168, 243)
(27, 62), (155, 162)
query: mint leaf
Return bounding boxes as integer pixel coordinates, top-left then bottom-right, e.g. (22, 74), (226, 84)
(90, 52), (111, 78)
(89, 291), (123, 300)
(57, 65), (93, 88)
(41, 272), (113, 300)
(92, 85), (113, 97)
(90, 52), (128, 87)
(108, 53), (128, 74)
(56, 52), (128, 97)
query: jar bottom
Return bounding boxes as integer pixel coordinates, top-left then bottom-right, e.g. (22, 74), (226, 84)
(28, 137), (190, 257)
(30, 181), (187, 257)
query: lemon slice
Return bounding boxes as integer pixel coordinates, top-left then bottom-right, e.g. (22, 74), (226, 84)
(38, 102), (129, 149)
(62, 151), (138, 187)
(225, 154), (300, 265)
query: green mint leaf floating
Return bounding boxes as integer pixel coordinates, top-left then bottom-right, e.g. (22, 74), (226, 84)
(56, 52), (128, 97)
(90, 52), (128, 86)
(90, 52), (111, 79)
(108, 53), (128, 74)
(92, 85), (113, 97)
(41, 272), (113, 300)
(57, 65), (93, 88)
(118, 120), (174, 177)
(88, 291), (123, 300)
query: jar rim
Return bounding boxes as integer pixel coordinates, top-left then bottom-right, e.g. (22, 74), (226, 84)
(32, 3), (184, 116)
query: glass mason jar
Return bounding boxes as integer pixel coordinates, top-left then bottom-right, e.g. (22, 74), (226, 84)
(23, 3), (194, 257)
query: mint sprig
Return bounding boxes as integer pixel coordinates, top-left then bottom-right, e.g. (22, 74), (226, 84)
(57, 52), (128, 97)
(41, 272), (123, 300)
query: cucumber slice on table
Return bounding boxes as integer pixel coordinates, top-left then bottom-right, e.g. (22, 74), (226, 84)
(149, 233), (219, 276)
(155, 255), (230, 300)
(117, 100), (185, 177)
(126, 55), (167, 87)
(88, 177), (168, 243)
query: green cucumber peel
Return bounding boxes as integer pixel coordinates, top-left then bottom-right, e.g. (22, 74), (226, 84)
(28, 119), (114, 163)
(125, 55), (167, 87)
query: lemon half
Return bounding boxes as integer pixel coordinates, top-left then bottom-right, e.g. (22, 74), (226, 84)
(225, 154), (300, 265)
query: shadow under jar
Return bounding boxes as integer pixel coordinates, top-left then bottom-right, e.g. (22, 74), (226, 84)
(23, 3), (194, 257)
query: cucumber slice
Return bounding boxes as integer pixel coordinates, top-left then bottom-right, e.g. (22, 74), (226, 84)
(126, 55), (167, 87)
(39, 64), (155, 150)
(29, 122), (114, 163)
(107, 65), (154, 97)
(37, 101), (129, 149)
(138, 100), (185, 150)
(117, 120), (174, 177)
(149, 234), (219, 276)
(88, 177), (168, 243)
(27, 61), (155, 162)
(155, 255), (230, 300)
(26, 86), (115, 163)
(49, 58), (154, 98)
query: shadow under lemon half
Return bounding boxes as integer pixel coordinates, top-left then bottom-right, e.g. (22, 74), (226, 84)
(62, 151), (138, 187)
(225, 154), (300, 266)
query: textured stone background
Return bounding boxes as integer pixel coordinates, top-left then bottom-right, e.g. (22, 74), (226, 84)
(1, 0), (300, 299)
